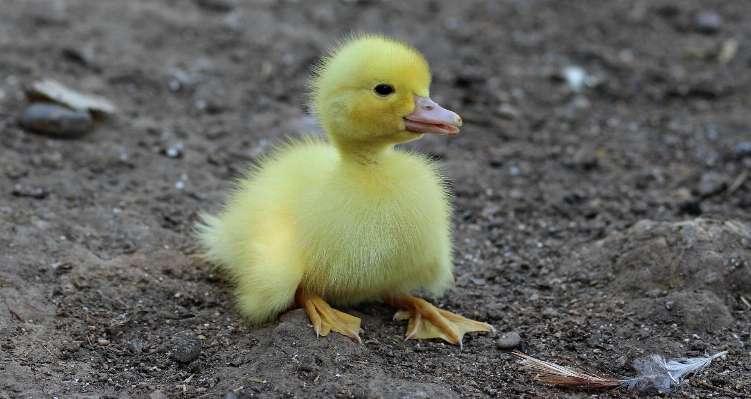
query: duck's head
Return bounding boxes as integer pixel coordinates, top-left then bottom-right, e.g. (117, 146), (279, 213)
(311, 35), (462, 154)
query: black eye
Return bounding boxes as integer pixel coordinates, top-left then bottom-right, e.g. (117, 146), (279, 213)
(374, 84), (394, 96)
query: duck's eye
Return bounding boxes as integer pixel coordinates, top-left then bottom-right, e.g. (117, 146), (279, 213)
(374, 84), (395, 96)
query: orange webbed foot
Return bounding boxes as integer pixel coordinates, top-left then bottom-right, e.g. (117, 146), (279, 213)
(295, 289), (362, 343)
(385, 295), (494, 349)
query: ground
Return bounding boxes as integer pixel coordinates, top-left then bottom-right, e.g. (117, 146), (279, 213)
(1, 0), (750, 398)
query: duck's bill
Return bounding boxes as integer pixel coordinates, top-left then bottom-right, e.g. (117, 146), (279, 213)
(404, 95), (462, 136)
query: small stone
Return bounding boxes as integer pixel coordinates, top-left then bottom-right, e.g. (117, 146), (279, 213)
(694, 11), (723, 34)
(97, 339), (110, 346)
(20, 102), (93, 137)
(470, 277), (486, 286)
(27, 79), (116, 115)
(496, 331), (522, 349)
(733, 142), (751, 155)
(162, 142), (184, 158)
(171, 340), (201, 363)
(229, 357), (243, 367)
(665, 301), (674, 310)
(12, 184), (48, 199)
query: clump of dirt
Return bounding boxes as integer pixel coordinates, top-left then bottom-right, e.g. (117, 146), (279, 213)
(562, 216), (751, 333)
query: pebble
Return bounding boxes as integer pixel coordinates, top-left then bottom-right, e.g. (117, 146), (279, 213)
(229, 357), (243, 367)
(20, 102), (93, 137)
(12, 184), (48, 199)
(97, 339), (110, 346)
(496, 331), (521, 349)
(694, 11), (723, 34)
(171, 340), (201, 363)
(162, 142), (184, 158)
(27, 78), (116, 115)
(733, 142), (751, 155)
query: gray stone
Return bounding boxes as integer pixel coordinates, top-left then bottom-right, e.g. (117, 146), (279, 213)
(695, 11), (723, 34)
(496, 331), (521, 349)
(20, 102), (93, 137)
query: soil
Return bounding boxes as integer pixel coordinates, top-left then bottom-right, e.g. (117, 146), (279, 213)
(1, 0), (750, 398)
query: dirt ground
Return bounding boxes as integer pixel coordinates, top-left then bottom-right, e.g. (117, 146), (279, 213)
(1, 0), (750, 398)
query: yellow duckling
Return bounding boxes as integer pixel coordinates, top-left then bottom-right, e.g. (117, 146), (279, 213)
(197, 34), (493, 347)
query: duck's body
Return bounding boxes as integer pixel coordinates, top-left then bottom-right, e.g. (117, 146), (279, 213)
(198, 35), (492, 345)
(202, 138), (454, 324)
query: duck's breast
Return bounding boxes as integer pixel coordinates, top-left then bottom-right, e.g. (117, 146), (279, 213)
(297, 152), (454, 304)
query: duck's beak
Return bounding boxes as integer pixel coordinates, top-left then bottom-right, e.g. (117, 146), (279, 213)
(403, 95), (462, 136)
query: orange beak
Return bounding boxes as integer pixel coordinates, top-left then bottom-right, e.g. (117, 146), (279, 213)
(403, 95), (462, 136)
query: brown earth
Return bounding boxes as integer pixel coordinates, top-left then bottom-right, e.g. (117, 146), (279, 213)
(1, 0), (750, 398)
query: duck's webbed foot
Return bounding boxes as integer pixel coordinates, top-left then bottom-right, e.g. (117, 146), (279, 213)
(295, 289), (362, 344)
(384, 295), (494, 349)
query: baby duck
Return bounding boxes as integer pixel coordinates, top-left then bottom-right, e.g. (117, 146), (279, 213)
(198, 34), (493, 347)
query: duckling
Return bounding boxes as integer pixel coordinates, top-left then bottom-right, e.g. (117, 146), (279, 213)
(197, 34), (493, 347)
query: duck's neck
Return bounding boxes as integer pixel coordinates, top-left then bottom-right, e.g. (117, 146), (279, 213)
(333, 140), (395, 166)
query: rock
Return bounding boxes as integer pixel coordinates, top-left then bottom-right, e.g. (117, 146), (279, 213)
(171, 340), (202, 363)
(562, 66), (596, 91)
(20, 103), (93, 137)
(26, 78), (116, 115)
(470, 277), (486, 286)
(694, 11), (723, 34)
(496, 331), (521, 349)
(161, 142), (184, 158)
(560, 216), (751, 333)
(11, 184), (48, 199)
(733, 142), (751, 155)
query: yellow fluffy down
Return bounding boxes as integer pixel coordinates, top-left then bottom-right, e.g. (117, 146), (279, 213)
(197, 137), (454, 325)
